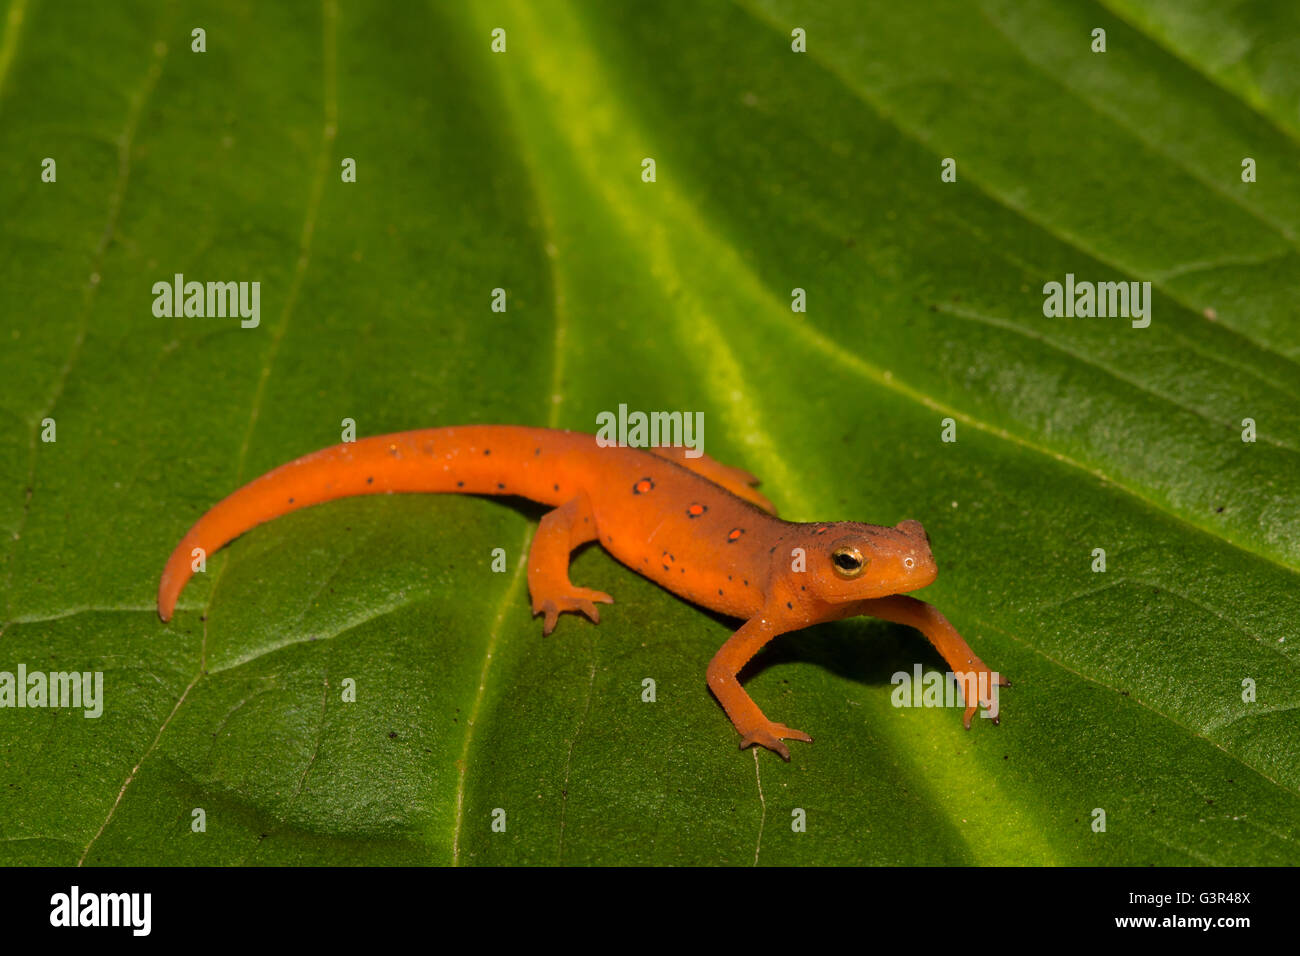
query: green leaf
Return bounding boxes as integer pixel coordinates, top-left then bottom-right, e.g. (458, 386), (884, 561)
(1, 0), (1297, 865)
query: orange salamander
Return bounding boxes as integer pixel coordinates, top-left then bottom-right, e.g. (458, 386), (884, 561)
(159, 425), (1007, 759)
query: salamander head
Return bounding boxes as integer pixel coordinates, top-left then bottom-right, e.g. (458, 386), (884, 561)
(803, 519), (937, 602)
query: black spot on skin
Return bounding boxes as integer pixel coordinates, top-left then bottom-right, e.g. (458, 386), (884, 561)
(663, 565), (671, 572)
(497, 483), (505, 490)
(484, 449), (491, 455)
(743, 579), (749, 587)
(457, 481), (465, 488)
(534, 448), (541, 456)
(727, 575), (732, 580)
(718, 589), (724, 596)
(786, 602), (793, 609)
(800, 585), (806, 591)
(366, 476), (374, 484)
(289, 497), (295, 504)
(553, 483), (560, 492)
(769, 546), (776, 554)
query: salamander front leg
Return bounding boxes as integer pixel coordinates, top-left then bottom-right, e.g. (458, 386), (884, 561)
(527, 494), (613, 635)
(706, 616), (811, 760)
(855, 595), (1010, 728)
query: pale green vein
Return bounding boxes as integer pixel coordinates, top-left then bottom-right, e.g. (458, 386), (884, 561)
(1093, 0), (1300, 148)
(880, 172), (1300, 404)
(78, 668), (200, 865)
(1037, 577), (1294, 666)
(90, 2), (339, 858)
(978, 616), (1299, 803)
(241, 666), (331, 864)
(475, 0), (595, 865)
(4, 605), (158, 624)
(557, 651), (596, 864)
(1152, 250), (1295, 283)
(732, 0), (1300, 378)
(934, 301), (1300, 455)
(979, 0), (1300, 245)
(449, 523), (532, 866)
(0, 0), (28, 109)
(231, 0), (338, 484)
(3, 31), (168, 619)
(207, 596), (418, 675)
(1202, 702), (1300, 736)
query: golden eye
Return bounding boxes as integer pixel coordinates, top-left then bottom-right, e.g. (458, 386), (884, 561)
(832, 546), (866, 579)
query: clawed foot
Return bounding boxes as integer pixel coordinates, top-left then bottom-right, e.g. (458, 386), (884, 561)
(962, 669), (1011, 729)
(532, 586), (613, 635)
(739, 721), (813, 761)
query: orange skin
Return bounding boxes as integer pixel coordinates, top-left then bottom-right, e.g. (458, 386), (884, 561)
(159, 425), (1007, 759)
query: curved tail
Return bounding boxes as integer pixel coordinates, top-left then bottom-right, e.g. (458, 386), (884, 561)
(157, 426), (561, 620)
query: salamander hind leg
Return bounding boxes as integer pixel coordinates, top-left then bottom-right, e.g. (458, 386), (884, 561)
(648, 446), (777, 514)
(527, 494), (614, 635)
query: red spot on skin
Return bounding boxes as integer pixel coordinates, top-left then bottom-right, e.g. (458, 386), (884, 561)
(634, 478), (654, 494)
(686, 503), (706, 517)
(727, 528), (744, 542)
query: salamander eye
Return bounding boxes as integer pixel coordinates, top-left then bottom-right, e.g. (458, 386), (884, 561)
(831, 546), (866, 579)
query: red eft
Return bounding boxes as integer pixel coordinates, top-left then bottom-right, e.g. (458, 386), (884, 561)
(158, 425), (1007, 759)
